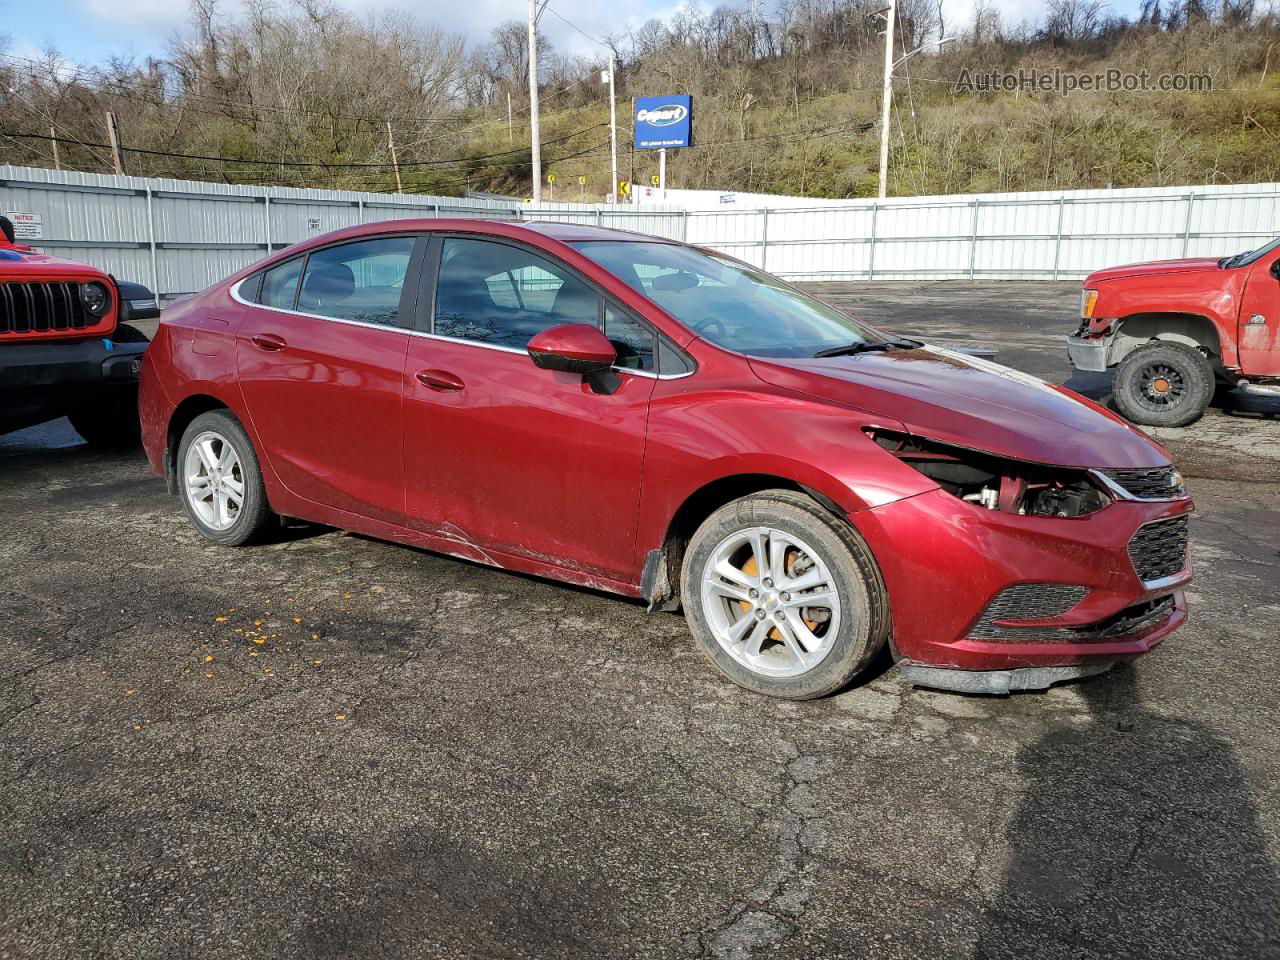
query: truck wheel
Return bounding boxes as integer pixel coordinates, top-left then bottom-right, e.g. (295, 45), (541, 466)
(1112, 341), (1214, 428)
(680, 489), (890, 700)
(69, 386), (142, 450)
(177, 410), (271, 546)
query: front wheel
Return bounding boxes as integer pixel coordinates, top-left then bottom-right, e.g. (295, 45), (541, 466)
(1112, 341), (1213, 428)
(680, 490), (890, 700)
(177, 410), (272, 546)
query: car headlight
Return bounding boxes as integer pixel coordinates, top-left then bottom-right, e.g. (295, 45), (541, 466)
(81, 281), (112, 317)
(1080, 288), (1099, 319)
(866, 429), (1111, 518)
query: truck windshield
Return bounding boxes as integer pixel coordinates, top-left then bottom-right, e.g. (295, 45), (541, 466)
(571, 240), (884, 358)
(1221, 236), (1280, 269)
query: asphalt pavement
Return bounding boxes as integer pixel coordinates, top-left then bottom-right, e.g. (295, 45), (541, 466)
(1, 281), (1278, 960)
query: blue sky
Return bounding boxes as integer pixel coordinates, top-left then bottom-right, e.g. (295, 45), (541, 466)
(3, 0), (1148, 68)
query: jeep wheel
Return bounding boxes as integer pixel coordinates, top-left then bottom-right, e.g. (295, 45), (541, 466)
(69, 386), (142, 450)
(177, 410), (271, 546)
(681, 489), (890, 700)
(1112, 341), (1214, 428)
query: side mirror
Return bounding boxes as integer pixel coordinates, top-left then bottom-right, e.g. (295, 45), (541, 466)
(117, 280), (161, 322)
(527, 323), (617, 375)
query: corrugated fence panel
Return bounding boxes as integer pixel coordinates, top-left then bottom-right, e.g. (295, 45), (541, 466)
(3, 165), (1278, 290)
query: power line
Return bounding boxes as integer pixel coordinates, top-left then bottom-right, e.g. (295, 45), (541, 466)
(543, 5), (610, 48)
(0, 124), (605, 170)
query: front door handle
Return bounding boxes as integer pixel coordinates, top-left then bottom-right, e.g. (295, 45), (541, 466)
(415, 368), (465, 392)
(251, 333), (287, 352)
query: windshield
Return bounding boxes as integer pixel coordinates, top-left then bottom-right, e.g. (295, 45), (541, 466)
(571, 240), (884, 358)
(1221, 236), (1280, 269)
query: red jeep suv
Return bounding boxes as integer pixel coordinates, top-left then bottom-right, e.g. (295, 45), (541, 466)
(140, 220), (1193, 698)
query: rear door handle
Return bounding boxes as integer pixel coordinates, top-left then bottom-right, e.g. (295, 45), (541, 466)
(251, 333), (287, 352)
(415, 368), (465, 392)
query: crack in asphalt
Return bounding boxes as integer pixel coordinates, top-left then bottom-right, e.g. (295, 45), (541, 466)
(681, 742), (822, 959)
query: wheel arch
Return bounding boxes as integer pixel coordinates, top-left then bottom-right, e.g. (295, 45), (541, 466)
(640, 473), (844, 611)
(1110, 312), (1225, 368)
(164, 394), (231, 494)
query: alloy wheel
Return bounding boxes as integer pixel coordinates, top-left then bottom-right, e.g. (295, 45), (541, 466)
(699, 526), (842, 678)
(183, 430), (246, 531)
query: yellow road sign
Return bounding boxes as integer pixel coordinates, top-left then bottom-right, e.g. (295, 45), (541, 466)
(619, 180), (630, 196)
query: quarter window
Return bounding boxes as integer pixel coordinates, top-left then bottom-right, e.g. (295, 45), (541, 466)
(296, 236), (414, 327)
(259, 258), (303, 310)
(434, 238), (601, 349)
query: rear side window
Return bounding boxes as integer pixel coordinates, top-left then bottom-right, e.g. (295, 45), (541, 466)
(259, 258), (303, 309)
(297, 236), (415, 327)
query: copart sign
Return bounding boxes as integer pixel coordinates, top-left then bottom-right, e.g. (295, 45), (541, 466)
(635, 96), (693, 150)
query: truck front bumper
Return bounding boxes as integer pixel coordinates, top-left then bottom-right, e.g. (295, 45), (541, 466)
(1066, 333), (1110, 372)
(0, 337), (146, 389)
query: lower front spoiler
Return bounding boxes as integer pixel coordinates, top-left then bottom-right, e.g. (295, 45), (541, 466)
(899, 660), (1116, 695)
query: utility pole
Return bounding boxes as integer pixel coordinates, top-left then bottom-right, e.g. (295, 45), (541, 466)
(507, 90), (513, 144)
(386, 121), (404, 193)
(658, 148), (667, 195)
(606, 56), (619, 204)
(104, 111), (124, 176)
(528, 0), (542, 201)
(877, 0), (896, 199)
(49, 127), (60, 170)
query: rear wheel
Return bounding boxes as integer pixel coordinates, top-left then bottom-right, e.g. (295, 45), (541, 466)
(177, 410), (271, 546)
(1112, 341), (1213, 428)
(680, 489), (889, 700)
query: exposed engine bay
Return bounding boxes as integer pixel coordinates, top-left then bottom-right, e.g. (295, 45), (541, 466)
(867, 429), (1110, 518)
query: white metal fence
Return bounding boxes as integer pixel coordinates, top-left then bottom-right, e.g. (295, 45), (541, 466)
(3, 164), (1278, 298)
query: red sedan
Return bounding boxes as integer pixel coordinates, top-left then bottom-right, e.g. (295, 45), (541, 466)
(139, 220), (1192, 698)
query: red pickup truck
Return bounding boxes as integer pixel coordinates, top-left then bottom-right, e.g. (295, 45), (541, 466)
(1067, 236), (1280, 426)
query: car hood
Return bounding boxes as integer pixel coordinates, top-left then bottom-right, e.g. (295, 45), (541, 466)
(0, 244), (109, 278)
(748, 345), (1171, 469)
(1085, 256), (1222, 284)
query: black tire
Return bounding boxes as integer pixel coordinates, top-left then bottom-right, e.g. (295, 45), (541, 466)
(1112, 341), (1214, 428)
(68, 385), (142, 450)
(176, 410), (272, 546)
(680, 489), (890, 700)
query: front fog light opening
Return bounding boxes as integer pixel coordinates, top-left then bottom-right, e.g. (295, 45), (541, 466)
(867, 429), (1110, 518)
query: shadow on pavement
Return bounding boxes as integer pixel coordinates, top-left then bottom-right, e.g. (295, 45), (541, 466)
(972, 665), (1280, 960)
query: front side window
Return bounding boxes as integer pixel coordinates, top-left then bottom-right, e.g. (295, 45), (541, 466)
(605, 305), (655, 371)
(572, 240), (884, 359)
(434, 238), (600, 349)
(296, 236), (415, 327)
(259, 257), (303, 309)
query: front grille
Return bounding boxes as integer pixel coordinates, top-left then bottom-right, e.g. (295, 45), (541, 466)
(970, 583), (1089, 638)
(0, 281), (96, 337)
(1128, 515), (1190, 583)
(1100, 466), (1185, 500)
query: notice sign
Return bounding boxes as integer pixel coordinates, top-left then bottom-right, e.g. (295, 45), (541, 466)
(4, 212), (43, 241)
(635, 95), (693, 150)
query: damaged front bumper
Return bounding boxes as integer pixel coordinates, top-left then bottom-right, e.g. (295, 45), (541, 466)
(848, 487), (1192, 690)
(1066, 332), (1110, 372)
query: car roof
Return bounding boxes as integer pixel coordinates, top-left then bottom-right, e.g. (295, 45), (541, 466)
(509, 220), (673, 243)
